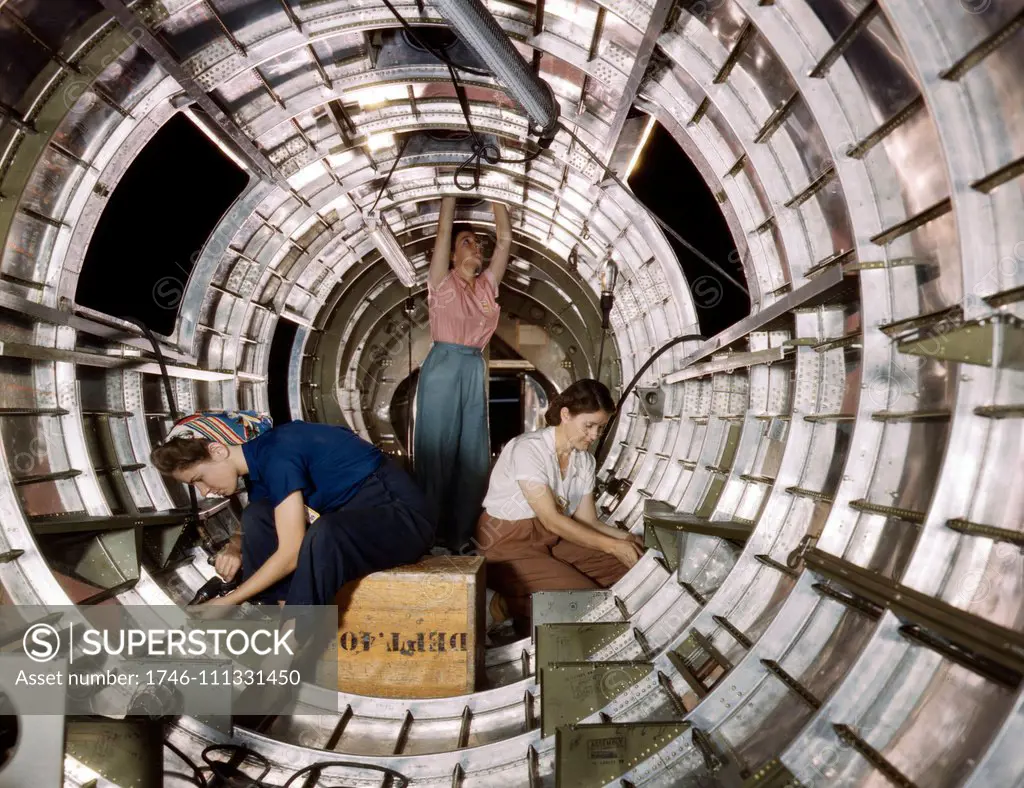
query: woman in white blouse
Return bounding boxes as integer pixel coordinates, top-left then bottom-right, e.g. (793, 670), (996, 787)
(474, 379), (644, 635)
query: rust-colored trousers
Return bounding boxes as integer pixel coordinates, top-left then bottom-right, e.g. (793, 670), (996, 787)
(475, 512), (628, 634)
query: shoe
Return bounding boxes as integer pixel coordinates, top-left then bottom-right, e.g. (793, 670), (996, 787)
(486, 589), (510, 631)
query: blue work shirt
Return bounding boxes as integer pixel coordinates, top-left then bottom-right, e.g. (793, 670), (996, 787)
(241, 421), (384, 513)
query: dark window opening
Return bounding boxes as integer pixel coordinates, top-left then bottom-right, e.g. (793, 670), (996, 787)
(76, 111), (249, 336)
(267, 316), (299, 427)
(489, 374), (523, 457)
(628, 121), (750, 338)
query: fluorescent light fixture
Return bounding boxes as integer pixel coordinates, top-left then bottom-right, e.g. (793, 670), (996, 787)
(364, 211), (417, 288)
(182, 107), (250, 172)
(352, 84), (409, 109)
(288, 162), (322, 190)
(367, 132), (395, 152)
(325, 149), (354, 171)
(625, 114), (656, 180)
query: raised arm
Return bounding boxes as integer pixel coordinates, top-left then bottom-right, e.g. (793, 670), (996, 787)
(429, 196), (456, 289)
(487, 201), (512, 286)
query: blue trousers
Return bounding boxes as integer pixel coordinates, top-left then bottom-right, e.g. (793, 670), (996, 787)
(239, 457), (435, 607)
(414, 341), (490, 553)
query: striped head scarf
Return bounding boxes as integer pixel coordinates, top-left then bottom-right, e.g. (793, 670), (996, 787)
(167, 411), (273, 445)
(166, 411), (322, 524)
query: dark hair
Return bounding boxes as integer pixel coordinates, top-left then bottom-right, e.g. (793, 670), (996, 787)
(545, 379), (615, 426)
(150, 437), (212, 474)
(449, 223), (477, 268)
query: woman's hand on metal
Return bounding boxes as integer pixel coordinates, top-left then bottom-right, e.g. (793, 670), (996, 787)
(623, 531), (644, 548)
(213, 543), (242, 581)
(605, 537), (644, 569)
(607, 524), (643, 546)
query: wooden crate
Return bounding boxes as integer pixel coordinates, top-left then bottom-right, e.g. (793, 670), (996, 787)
(334, 555), (485, 698)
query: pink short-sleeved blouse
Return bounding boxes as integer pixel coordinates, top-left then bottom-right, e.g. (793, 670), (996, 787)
(427, 268), (501, 349)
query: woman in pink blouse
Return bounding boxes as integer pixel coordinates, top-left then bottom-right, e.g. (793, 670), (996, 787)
(414, 196), (511, 553)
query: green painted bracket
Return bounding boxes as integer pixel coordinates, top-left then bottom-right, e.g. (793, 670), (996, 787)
(65, 717), (163, 788)
(540, 661), (653, 737)
(648, 524), (683, 572)
(535, 622), (632, 674)
(554, 721), (690, 788)
(743, 757), (805, 786)
(896, 314), (1023, 369)
(40, 527), (140, 591)
(644, 506), (755, 545)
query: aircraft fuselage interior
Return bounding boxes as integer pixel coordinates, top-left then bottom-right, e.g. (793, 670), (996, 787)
(0, 0), (1021, 786)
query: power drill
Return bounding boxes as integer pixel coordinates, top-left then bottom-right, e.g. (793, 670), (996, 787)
(187, 537), (242, 606)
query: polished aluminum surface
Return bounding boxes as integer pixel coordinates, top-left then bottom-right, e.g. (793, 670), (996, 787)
(0, 0), (1021, 785)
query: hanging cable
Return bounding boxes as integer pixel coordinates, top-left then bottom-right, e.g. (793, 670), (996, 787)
(595, 333), (704, 461)
(164, 740), (209, 788)
(595, 258), (617, 383)
(556, 120), (749, 296)
(381, 0), (741, 304)
(381, 0), (544, 192)
(381, 1), (744, 290)
(404, 293), (415, 461)
(124, 317), (198, 518)
(124, 318), (180, 420)
(369, 133), (412, 215)
(201, 744), (270, 786)
(281, 760), (410, 788)
(381, 0), (491, 76)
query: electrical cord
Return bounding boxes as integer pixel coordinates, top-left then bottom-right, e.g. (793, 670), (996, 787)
(123, 317), (198, 518)
(164, 773), (207, 787)
(164, 740), (208, 788)
(369, 133), (412, 215)
(162, 738), (412, 788)
(381, 1), (744, 289)
(595, 333), (704, 461)
(202, 744), (271, 786)
(379, 0), (742, 303)
(555, 120), (749, 297)
(381, 0), (544, 191)
(281, 761), (411, 788)
(405, 294), (415, 460)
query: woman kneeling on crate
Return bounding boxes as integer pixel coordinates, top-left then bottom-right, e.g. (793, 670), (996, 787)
(475, 380), (644, 636)
(150, 413), (435, 611)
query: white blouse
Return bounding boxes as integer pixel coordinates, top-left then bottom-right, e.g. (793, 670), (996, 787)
(482, 426), (596, 521)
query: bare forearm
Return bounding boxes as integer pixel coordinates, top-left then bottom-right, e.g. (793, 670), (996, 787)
(492, 203), (512, 245)
(223, 550), (295, 604)
(432, 196), (456, 268)
(576, 517), (628, 541)
(541, 513), (618, 552)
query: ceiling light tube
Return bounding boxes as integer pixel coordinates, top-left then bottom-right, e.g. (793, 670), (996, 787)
(182, 107), (250, 173)
(625, 115), (656, 181)
(432, 0), (560, 146)
(364, 211), (417, 288)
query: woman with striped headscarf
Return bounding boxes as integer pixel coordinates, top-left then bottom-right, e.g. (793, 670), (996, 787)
(151, 413), (435, 610)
